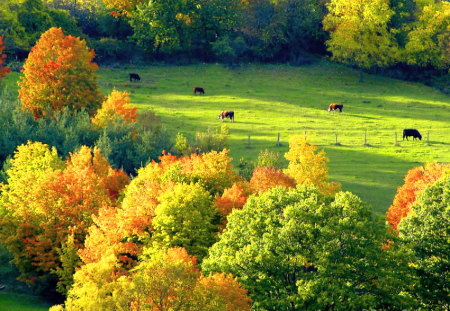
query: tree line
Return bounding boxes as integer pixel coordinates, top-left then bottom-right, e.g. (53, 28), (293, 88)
(0, 0), (449, 89)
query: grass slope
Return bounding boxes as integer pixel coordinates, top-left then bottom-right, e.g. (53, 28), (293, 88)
(3, 61), (450, 213)
(0, 292), (51, 311)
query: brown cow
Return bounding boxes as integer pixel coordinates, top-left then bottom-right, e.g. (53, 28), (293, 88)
(218, 111), (234, 122)
(193, 87), (205, 95)
(328, 103), (343, 113)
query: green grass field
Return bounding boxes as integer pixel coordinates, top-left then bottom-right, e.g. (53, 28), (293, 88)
(3, 61), (450, 213)
(0, 292), (51, 311)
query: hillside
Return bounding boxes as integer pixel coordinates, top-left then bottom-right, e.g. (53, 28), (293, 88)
(3, 61), (450, 213)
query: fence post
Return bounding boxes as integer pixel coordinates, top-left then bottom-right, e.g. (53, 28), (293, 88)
(276, 133), (281, 147)
(335, 133), (339, 145)
(394, 132), (399, 146)
(364, 130), (368, 146)
(247, 134), (251, 149)
(427, 131), (430, 145)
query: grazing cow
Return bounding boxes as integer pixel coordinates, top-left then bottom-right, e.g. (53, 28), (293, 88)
(218, 111), (234, 122)
(129, 73), (141, 82)
(328, 103), (344, 113)
(193, 87), (205, 95)
(403, 129), (422, 141)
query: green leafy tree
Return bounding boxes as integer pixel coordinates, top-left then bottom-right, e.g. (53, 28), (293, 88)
(130, 0), (242, 58)
(0, 0), (80, 56)
(152, 183), (217, 260)
(323, 0), (400, 81)
(398, 174), (450, 309)
(203, 186), (416, 310)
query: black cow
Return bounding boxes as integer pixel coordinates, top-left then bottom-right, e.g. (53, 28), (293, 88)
(403, 129), (422, 140)
(129, 73), (141, 82)
(193, 87), (205, 95)
(218, 111), (234, 122)
(328, 103), (344, 113)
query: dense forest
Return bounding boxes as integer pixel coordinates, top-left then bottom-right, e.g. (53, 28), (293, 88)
(0, 0), (449, 310)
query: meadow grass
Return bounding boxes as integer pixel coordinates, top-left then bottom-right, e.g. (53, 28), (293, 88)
(3, 61), (450, 213)
(0, 292), (51, 311)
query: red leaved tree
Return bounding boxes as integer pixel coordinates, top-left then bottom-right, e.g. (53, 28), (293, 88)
(18, 27), (103, 118)
(387, 162), (450, 230)
(0, 36), (11, 79)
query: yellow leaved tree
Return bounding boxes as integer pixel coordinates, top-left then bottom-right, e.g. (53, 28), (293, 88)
(284, 135), (340, 196)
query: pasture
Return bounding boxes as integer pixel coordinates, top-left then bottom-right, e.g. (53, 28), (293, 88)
(3, 61), (450, 213)
(0, 292), (51, 311)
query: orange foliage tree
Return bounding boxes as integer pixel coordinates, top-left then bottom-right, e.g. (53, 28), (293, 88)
(92, 89), (138, 127)
(249, 166), (296, 194)
(80, 150), (238, 268)
(0, 143), (129, 291)
(214, 182), (250, 219)
(386, 162), (450, 230)
(18, 27), (103, 118)
(0, 36), (11, 79)
(284, 135), (341, 196)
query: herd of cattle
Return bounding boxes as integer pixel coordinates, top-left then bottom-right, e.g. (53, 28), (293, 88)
(128, 73), (423, 142)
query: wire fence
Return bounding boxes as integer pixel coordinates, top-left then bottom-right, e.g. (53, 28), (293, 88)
(242, 128), (450, 149)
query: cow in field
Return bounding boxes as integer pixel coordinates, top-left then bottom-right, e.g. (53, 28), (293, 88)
(403, 129), (422, 140)
(218, 111), (234, 122)
(193, 87), (205, 95)
(328, 103), (343, 113)
(129, 73), (141, 82)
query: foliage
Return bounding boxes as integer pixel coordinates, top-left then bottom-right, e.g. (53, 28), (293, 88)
(92, 89), (137, 127)
(323, 0), (400, 80)
(255, 149), (282, 169)
(214, 182), (249, 219)
(0, 142), (129, 292)
(203, 186), (416, 310)
(398, 175), (450, 309)
(386, 162), (450, 230)
(0, 0), (80, 56)
(194, 124), (230, 154)
(405, 0), (450, 70)
(284, 135), (340, 196)
(0, 36), (10, 79)
(62, 247), (251, 311)
(18, 27), (103, 118)
(151, 183), (217, 260)
(80, 150), (237, 268)
(249, 166), (295, 194)
(240, 0), (327, 61)
(130, 0), (242, 58)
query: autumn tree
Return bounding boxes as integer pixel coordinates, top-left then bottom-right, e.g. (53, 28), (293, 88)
(398, 175), (450, 309)
(59, 247), (251, 311)
(323, 0), (400, 81)
(386, 162), (450, 230)
(405, 0), (450, 70)
(284, 135), (340, 196)
(92, 89), (137, 127)
(79, 150), (237, 268)
(203, 186), (415, 310)
(18, 27), (103, 118)
(214, 182), (249, 219)
(0, 36), (10, 79)
(0, 142), (129, 292)
(249, 166), (295, 194)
